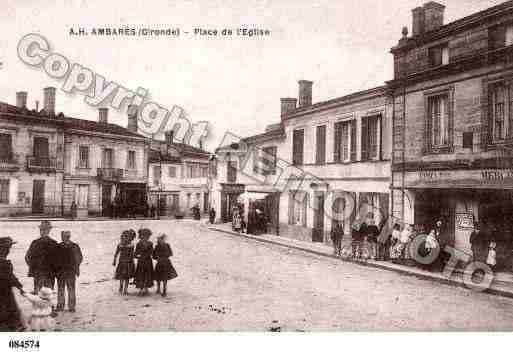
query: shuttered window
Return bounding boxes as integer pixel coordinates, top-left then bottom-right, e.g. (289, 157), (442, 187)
(0, 179), (9, 204)
(0, 133), (13, 162)
(227, 161), (237, 183)
(315, 125), (326, 164)
(127, 150), (136, 169)
(292, 129), (304, 165)
(428, 94), (450, 147)
(350, 119), (357, 161)
(361, 115), (381, 161)
(78, 146), (89, 168)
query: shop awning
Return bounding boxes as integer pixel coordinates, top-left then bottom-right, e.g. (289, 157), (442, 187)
(238, 192), (270, 201)
(403, 179), (513, 190)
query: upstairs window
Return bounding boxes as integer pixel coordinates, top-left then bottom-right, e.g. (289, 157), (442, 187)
(262, 146), (277, 175)
(292, 129), (304, 165)
(0, 179), (9, 204)
(168, 166), (177, 178)
(428, 44), (449, 67)
(153, 166), (161, 186)
(361, 115), (381, 161)
(334, 121), (351, 163)
(490, 82), (513, 142)
(315, 125), (326, 164)
(127, 150), (136, 169)
(0, 133), (13, 162)
(227, 161), (237, 183)
(200, 165), (209, 177)
(490, 24), (513, 49)
(428, 94), (450, 148)
(78, 146), (89, 168)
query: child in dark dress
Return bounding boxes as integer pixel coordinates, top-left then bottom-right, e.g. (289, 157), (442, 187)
(152, 234), (178, 297)
(134, 228), (154, 296)
(0, 237), (25, 331)
(112, 231), (135, 295)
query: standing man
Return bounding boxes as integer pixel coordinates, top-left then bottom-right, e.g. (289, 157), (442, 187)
(56, 231), (83, 313)
(330, 222), (344, 257)
(25, 221), (59, 294)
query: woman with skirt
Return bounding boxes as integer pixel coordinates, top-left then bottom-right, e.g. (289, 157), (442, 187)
(152, 234), (178, 297)
(0, 237), (25, 331)
(134, 228), (154, 296)
(112, 230), (135, 295)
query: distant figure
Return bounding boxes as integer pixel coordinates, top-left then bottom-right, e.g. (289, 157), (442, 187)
(209, 207), (216, 224)
(487, 241), (497, 270)
(70, 201), (77, 220)
(330, 222), (344, 257)
(134, 228), (154, 296)
(152, 234), (178, 297)
(56, 231), (83, 312)
(22, 287), (56, 331)
(113, 230), (135, 295)
(25, 221), (59, 294)
(150, 204), (156, 218)
(0, 237), (25, 331)
(191, 204), (201, 220)
(233, 213), (242, 233)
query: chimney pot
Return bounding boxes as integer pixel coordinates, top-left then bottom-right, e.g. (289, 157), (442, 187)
(16, 91), (27, 108)
(280, 98), (297, 117)
(127, 104), (138, 132)
(423, 1), (445, 33)
(43, 87), (56, 115)
(298, 80), (313, 108)
(98, 107), (108, 124)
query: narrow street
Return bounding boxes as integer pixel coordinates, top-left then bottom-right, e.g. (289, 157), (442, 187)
(4, 219), (513, 331)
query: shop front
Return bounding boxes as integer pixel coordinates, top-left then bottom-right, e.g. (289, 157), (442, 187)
(220, 183), (245, 223)
(399, 168), (513, 271)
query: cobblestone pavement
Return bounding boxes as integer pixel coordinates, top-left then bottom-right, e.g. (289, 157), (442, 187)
(4, 219), (513, 331)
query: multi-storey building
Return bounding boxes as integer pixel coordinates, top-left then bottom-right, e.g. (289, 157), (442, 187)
(0, 88), (149, 217)
(62, 105), (149, 217)
(214, 80), (392, 243)
(0, 88), (64, 216)
(389, 1), (513, 264)
(147, 131), (211, 217)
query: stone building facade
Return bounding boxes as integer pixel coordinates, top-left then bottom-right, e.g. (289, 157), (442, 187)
(389, 1), (513, 265)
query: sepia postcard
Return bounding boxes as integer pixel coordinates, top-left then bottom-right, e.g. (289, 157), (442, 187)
(2, 0), (513, 356)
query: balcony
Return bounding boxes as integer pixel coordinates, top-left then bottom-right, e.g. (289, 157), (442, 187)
(97, 167), (123, 182)
(27, 156), (57, 172)
(124, 168), (139, 179)
(0, 154), (21, 172)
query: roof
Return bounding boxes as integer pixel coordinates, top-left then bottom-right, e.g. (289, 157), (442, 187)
(148, 139), (211, 164)
(0, 101), (146, 139)
(392, 0), (513, 53)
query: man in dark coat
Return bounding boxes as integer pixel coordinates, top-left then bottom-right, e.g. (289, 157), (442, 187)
(25, 220), (59, 294)
(56, 231), (83, 312)
(0, 237), (25, 331)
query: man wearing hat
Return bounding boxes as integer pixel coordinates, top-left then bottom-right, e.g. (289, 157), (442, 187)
(56, 230), (83, 312)
(0, 237), (25, 331)
(25, 221), (60, 294)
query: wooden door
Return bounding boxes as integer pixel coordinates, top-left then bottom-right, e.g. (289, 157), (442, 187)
(312, 192), (325, 242)
(32, 180), (45, 214)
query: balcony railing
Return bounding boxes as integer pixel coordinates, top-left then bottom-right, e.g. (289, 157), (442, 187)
(97, 167), (124, 181)
(124, 168), (139, 179)
(27, 156), (57, 172)
(0, 154), (21, 172)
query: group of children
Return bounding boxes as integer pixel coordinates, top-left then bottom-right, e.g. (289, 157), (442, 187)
(112, 228), (178, 297)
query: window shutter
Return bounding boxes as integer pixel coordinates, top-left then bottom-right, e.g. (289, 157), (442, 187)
(361, 117), (369, 161)
(334, 122), (341, 163)
(316, 125), (326, 164)
(350, 119), (357, 162)
(293, 129), (304, 165)
(377, 115), (383, 160)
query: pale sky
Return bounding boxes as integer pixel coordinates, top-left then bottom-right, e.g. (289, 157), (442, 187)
(0, 0), (505, 151)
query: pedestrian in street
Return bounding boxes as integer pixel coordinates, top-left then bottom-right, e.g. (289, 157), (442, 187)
(330, 222), (344, 257)
(365, 215), (380, 260)
(209, 207), (216, 224)
(233, 212), (242, 233)
(134, 228), (154, 296)
(113, 230), (135, 295)
(70, 200), (77, 220)
(56, 231), (83, 312)
(152, 233), (178, 297)
(389, 223), (402, 261)
(470, 222), (486, 262)
(399, 224), (413, 264)
(0, 237), (25, 331)
(25, 221), (59, 295)
(487, 241), (497, 271)
(22, 287), (56, 331)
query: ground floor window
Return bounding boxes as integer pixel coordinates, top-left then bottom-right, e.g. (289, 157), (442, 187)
(0, 179), (9, 204)
(75, 184), (89, 208)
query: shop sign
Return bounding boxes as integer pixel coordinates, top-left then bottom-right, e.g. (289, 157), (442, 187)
(456, 212), (474, 231)
(417, 170), (451, 181)
(221, 183), (245, 193)
(481, 169), (513, 181)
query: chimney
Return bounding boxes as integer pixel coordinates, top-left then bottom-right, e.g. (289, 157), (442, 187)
(423, 2), (445, 33)
(411, 6), (425, 36)
(165, 130), (174, 145)
(98, 107), (108, 124)
(298, 80), (313, 108)
(43, 87), (56, 115)
(127, 104), (138, 132)
(280, 98), (297, 117)
(16, 91), (27, 108)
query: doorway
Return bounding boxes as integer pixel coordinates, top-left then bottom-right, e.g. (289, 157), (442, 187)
(101, 184), (112, 216)
(32, 180), (45, 214)
(312, 192), (325, 242)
